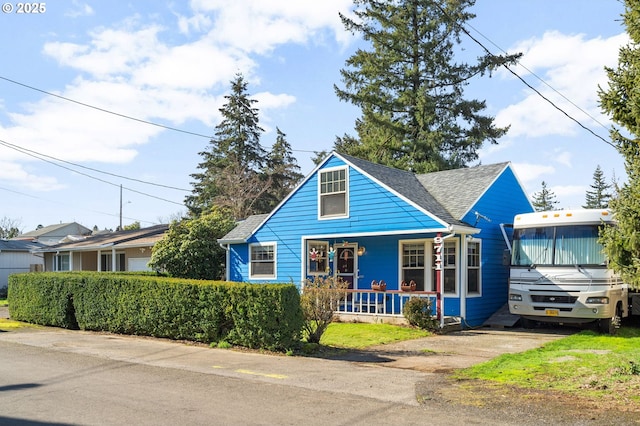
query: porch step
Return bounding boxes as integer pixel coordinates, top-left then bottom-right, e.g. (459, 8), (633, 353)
(483, 303), (520, 328)
(441, 316), (462, 332)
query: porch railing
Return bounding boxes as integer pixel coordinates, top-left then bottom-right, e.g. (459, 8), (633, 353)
(334, 289), (437, 317)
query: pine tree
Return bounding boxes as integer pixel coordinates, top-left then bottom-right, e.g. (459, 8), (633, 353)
(257, 128), (304, 212)
(531, 181), (559, 212)
(583, 165), (611, 208)
(598, 1), (640, 289)
(334, 0), (521, 173)
(185, 73), (267, 219)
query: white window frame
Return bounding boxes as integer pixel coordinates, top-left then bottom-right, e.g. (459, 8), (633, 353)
(307, 240), (329, 275)
(399, 239), (428, 292)
(466, 238), (482, 296)
(249, 242), (277, 279)
(54, 252), (70, 271)
(318, 166), (349, 219)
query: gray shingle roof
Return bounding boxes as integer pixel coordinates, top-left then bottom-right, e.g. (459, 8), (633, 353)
(219, 154), (510, 243)
(0, 240), (45, 251)
(339, 153), (466, 226)
(220, 214), (269, 243)
(417, 162), (509, 219)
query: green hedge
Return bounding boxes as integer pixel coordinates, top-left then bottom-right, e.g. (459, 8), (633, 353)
(8, 272), (303, 351)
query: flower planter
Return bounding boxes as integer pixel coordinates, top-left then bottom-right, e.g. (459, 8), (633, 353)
(400, 280), (417, 292)
(371, 280), (387, 291)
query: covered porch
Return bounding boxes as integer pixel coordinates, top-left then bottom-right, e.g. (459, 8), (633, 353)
(331, 288), (461, 328)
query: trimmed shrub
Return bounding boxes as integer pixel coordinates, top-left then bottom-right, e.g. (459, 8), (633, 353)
(8, 272), (303, 351)
(403, 297), (438, 331)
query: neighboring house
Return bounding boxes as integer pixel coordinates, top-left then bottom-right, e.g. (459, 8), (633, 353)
(15, 222), (93, 246)
(0, 239), (45, 291)
(35, 224), (169, 272)
(218, 152), (534, 326)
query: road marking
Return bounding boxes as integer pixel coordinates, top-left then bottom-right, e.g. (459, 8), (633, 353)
(235, 369), (287, 379)
(212, 365), (286, 379)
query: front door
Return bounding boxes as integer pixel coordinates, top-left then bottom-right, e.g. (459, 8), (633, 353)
(335, 245), (357, 290)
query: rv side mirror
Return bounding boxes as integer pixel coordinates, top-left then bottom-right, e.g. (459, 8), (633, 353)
(503, 249), (511, 266)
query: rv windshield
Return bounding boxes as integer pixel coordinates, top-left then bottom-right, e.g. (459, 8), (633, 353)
(512, 225), (606, 267)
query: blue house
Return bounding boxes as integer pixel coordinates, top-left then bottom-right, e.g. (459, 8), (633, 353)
(218, 152), (533, 327)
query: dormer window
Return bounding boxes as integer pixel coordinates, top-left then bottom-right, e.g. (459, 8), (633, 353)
(319, 167), (348, 219)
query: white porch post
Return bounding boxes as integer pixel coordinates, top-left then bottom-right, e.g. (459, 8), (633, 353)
(68, 251), (73, 271)
(460, 234), (468, 324)
(111, 247), (116, 271)
(97, 250), (101, 271)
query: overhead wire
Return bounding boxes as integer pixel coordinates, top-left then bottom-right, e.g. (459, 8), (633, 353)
(0, 4), (621, 220)
(432, 1), (617, 150)
(0, 184), (155, 226)
(0, 139), (190, 192)
(0, 138), (185, 206)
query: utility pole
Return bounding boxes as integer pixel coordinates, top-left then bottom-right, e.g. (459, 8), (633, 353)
(119, 184), (123, 231)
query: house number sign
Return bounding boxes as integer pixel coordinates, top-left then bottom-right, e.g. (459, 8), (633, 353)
(434, 234), (443, 271)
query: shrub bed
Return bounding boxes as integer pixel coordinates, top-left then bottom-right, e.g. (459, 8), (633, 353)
(8, 272), (303, 351)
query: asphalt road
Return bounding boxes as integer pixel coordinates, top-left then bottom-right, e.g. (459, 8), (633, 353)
(0, 323), (574, 426)
(0, 301), (581, 426)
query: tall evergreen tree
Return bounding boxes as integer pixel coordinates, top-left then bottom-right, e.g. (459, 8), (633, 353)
(257, 128), (304, 211)
(531, 181), (559, 212)
(334, 0), (521, 173)
(598, 0), (640, 289)
(185, 73), (267, 219)
(583, 165), (611, 208)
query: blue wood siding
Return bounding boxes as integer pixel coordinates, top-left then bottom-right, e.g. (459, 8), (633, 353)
(225, 156), (533, 326)
(461, 166), (534, 326)
(243, 157), (447, 285)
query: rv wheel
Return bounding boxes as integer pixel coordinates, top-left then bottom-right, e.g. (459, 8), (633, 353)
(598, 304), (622, 335)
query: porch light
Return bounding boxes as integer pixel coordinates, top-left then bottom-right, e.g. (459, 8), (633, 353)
(357, 246), (366, 256)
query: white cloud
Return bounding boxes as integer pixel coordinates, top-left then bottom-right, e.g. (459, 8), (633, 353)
(4, 1), (355, 191)
(0, 161), (65, 191)
(512, 162), (555, 186)
(495, 31), (628, 139)
(189, 0), (355, 52)
(552, 150), (572, 168)
(65, 0), (94, 18)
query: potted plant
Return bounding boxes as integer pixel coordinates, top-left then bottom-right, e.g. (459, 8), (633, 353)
(401, 280), (417, 292)
(371, 280), (386, 291)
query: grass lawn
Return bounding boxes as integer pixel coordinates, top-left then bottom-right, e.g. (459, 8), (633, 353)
(455, 326), (640, 407)
(0, 298), (7, 307)
(318, 322), (430, 349)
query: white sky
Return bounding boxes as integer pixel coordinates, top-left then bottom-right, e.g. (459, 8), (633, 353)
(0, 0), (628, 232)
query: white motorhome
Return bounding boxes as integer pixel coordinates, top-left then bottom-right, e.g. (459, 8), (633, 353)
(508, 209), (638, 334)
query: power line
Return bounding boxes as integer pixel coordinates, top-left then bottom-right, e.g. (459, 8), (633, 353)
(0, 74), (324, 156)
(0, 75), (215, 140)
(464, 21), (612, 134)
(0, 184), (157, 226)
(0, 139), (190, 192)
(433, 1), (617, 150)
(0, 138), (186, 207)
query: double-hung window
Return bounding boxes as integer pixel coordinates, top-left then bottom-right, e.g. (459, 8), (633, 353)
(467, 240), (481, 295)
(319, 167), (348, 218)
(401, 242), (425, 291)
(250, 243), (276, 279)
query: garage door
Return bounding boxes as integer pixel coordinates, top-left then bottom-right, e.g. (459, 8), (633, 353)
(128, 257), (151, 272)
